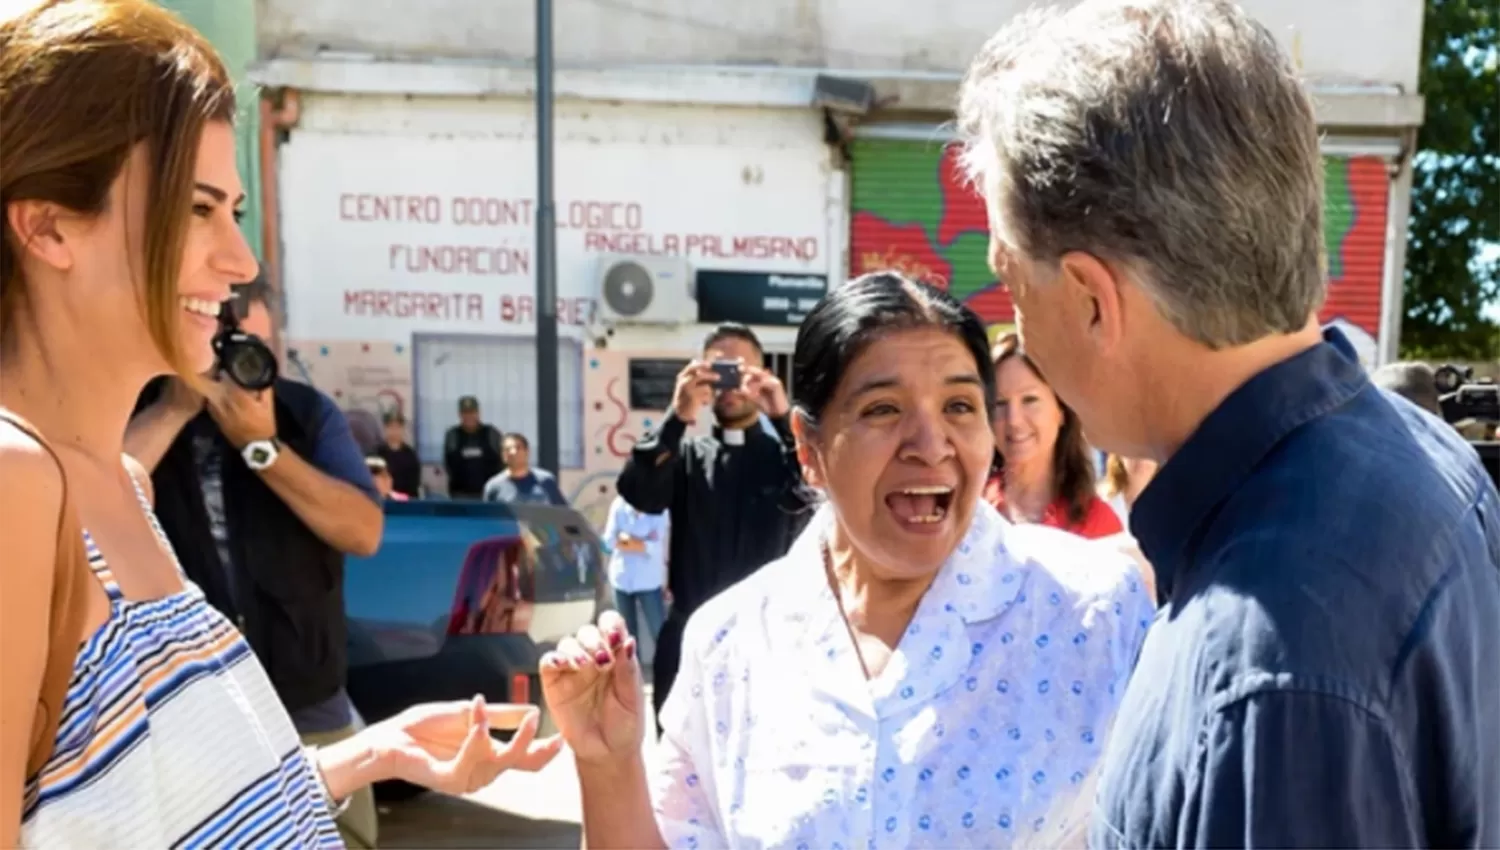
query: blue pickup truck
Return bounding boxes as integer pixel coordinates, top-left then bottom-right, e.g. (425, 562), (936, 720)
(343, 499), (607, 797)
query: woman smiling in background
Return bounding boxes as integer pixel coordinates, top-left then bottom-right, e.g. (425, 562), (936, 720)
(986, 333), (1123, 539)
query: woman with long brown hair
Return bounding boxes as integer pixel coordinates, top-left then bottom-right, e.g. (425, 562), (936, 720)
(0, 2), (557, 845)
(985, 333), (1122, 538)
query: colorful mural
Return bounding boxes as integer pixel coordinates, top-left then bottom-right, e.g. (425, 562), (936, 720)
(849, 139), (1390, 344)
(849, 140), (1011, 323)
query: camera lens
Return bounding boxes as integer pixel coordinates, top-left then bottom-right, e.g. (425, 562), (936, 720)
(1433, 365), (1464, 395)
(217, 334), (278, 391)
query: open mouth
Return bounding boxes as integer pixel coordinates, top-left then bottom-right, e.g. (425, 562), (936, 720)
(181, 295), (223, 325)
(885, 485), (955, 525)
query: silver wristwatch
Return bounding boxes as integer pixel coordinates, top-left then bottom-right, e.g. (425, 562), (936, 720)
(242, 437), (281, 471)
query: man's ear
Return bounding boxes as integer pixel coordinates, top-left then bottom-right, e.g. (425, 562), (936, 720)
(5, 199), (76, 273)
(1058, 251), (1126, 355)
(789, 411), (824, 489)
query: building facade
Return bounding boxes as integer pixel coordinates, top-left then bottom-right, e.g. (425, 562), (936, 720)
(249, 0), (1425, 523)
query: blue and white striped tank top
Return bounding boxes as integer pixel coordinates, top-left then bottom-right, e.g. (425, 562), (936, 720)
(20, 482), (343, 848)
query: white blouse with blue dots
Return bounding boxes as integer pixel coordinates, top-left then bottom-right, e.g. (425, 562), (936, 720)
(649, 501), (1157, 849)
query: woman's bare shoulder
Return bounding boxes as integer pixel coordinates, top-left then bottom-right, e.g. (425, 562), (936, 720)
(0, 418), (65, 602)
(0, 418), (63, 501)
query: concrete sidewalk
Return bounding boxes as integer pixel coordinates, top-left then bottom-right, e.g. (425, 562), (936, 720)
(379, 684), (659, 847)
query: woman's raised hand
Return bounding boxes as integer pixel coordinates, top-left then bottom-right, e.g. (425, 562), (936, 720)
(539, 610), (644, 765)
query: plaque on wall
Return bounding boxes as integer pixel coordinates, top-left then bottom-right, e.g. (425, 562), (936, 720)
(695, 270), (829, 327)
(627, 358), (690, 411)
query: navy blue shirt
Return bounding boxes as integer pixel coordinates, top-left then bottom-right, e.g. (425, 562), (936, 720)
(191, 387), (379, 736)
(1091, 330), (1500, 847)
(483, 467), (568, 506)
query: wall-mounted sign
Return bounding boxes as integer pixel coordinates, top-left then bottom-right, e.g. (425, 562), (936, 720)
(278, 114), (830, 342)
(627, 358), (690, 411)
(695, 270), (829, 327)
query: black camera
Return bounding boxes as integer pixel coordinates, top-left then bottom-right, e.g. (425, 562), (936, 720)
(213, 301), (278, 392)
(1434, 364), (1498, 489)
(1435, 364), (1499, 426)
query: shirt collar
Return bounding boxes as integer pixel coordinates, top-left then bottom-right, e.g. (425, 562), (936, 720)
(714, 413), (784, 447)
(778, 501), (1019, 623)
(767, 501), (1026, 719)
(1131, 327), (1369, 599)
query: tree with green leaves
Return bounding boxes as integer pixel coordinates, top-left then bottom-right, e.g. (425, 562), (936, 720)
(1401, 0), (1499, 360)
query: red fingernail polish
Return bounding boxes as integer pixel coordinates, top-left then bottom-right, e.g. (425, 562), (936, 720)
(608, 631), (623, 648)
(624, 641), (635, 661)
(594, 651), (612, 665)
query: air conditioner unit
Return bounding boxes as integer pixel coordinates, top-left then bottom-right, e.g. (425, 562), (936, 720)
(594, 254), (695, 326)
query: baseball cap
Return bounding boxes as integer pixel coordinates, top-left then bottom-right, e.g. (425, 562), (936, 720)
(457, 395), (480, 413)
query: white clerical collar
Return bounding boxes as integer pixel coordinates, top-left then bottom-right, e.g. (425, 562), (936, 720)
(722, 428), (746, 446)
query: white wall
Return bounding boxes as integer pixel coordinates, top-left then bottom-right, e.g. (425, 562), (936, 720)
(277, 95), (836, 343)
(257, 0), (1424, 91)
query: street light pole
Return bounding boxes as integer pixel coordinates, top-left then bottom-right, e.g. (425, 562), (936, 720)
(534, 0), (560, 474)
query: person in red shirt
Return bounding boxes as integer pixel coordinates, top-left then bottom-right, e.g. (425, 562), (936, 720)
(985, 333), (1122, 539)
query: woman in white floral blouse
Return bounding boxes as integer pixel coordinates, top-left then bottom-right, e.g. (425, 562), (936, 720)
(543, 273), (1156, 849)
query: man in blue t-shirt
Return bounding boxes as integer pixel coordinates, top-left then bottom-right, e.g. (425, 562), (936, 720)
(482, 432), (568, 506)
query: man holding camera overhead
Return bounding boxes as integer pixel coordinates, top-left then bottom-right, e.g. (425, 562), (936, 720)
(616, 322), (807, 731)
(125, 276), (385, 849)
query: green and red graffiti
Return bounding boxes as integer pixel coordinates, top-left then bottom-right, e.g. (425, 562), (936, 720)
(849, 138), (1387, 337)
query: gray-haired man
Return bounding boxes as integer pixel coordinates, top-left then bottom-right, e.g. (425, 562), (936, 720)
(958, 0), (1500, 845)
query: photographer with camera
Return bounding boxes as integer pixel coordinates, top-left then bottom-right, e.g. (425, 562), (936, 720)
(1434, 363), (1500, 480)
(125, 276), (385, 849)
(615, 322), (807, 734)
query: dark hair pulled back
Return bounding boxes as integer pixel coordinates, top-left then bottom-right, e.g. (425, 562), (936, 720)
(791, 271), (995, 429)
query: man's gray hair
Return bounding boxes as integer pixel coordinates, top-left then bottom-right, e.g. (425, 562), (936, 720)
(956, 0), (1326, 348)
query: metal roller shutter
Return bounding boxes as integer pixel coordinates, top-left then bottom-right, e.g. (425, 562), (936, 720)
(848, 137), (1013, 327)
(1321, 155), (1390, 346)
(848, 140), (1392, 341)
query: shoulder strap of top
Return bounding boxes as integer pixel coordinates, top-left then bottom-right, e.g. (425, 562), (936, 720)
(0, 409), (96, 780)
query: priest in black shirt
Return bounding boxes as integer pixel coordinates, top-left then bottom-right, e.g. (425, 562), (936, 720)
(616, 323), (807, 731)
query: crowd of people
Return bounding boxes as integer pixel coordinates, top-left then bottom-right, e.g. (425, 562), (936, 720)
(2, 0), (1497, 849)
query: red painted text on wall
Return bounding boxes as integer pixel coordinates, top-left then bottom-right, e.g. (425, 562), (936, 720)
(388, 244), (530, 276)
(343, 290), (485, 320)
(341, 289), (595, 326)
(582, 232), (818, 262)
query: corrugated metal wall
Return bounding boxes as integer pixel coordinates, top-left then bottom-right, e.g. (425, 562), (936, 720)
(848, 138), (1013, 324)
(848, 138), (1390, 340)
(1321, 156), (1390, 338)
